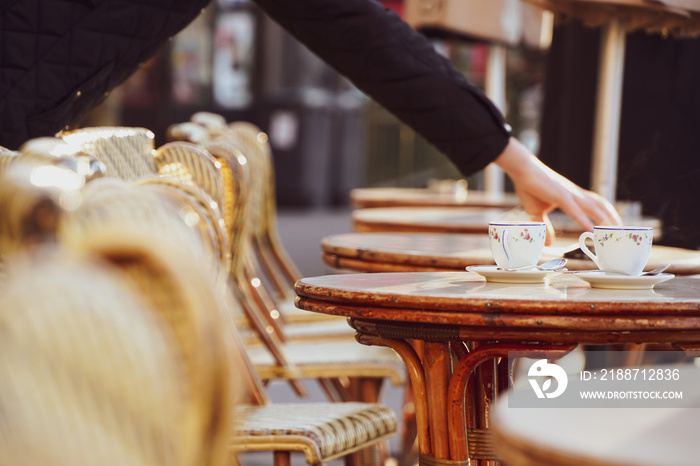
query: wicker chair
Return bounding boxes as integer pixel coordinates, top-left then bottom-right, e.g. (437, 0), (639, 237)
(225, 121), (302, 305)
(168, 121), (347, 330)
(0, 248), (195, 466)
(0, 161), (73, 259)
(0, 146), (18, 281)
(192, 122), (361, 339)
(134, 175), (231, 280)
(222, 121), (368, 342)
(19, 136), (107, 181)
(167, 121), (211, 145)
(158, 133), (406, 399)
(0, 145), (19, 174)
(153, 138), (309, 395)
(0, 143), (100, 285)
(173, 114), (301, 308)
(60, 180), (239, 465)
(62, 178), (211, 270)
(193, 116), (418, 463)
(59, 126), (158, 180)
(58, 183), (398, 466)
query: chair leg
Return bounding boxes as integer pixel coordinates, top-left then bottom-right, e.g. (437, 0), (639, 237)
(345, 453), (360, 466)
(347, 444), (383, 466)
(357, 377), (384, 403)
(397, 383), (418, 466)
(273, 451), (292, 466)
(356, 378), (388, 466)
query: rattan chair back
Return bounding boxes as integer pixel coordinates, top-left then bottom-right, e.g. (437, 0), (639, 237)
(153, 142), (231, 257)
(134, 175), (230, 279)
(154, 142), (227, 216)
(200, 138), (308, 394)
(0, 145), (18, 175)
(0, 249), (189, 466)
(62, 178), (207, 265)
(201, 139), (250, 273)
(0, 161), (74, 258)
(59, 126), (157, 180)
(190, 111), (228, 134)
(167, 121), (212, 145)
(227, 121), (302, 298)
(18, 137), (107, 181)
(60, 187), (238, 465)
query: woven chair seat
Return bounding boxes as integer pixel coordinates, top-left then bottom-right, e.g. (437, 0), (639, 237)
(281, 318), (356, 342)
(246, 340), (406, 385)
(232, 402), (397, 464)
(241, 316), (356, 344)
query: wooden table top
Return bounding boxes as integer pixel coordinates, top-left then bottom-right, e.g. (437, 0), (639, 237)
(493, 365), (700, 466)
(295, 272), (700, 343)
(352, 207), (509, 234)
(525, 0), (700, 37)
(320, 232), (700, 275)
(349, 187), (520, 209)
(351, 207), (663, 238)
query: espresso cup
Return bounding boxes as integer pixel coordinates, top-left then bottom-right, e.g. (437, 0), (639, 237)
(578, 226), (653, 275)
(489, 221), (546, 270)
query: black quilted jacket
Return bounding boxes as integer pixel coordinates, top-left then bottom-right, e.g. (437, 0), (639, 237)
(0, 0), (510, 176)
(0, 0), (209, 149)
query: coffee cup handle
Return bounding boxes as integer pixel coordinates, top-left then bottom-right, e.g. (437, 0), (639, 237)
(578, 231), (601, 269)
(501, 229), (514, 269)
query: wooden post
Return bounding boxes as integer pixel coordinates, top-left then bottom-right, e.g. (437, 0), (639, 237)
(591, 18), (626, 202)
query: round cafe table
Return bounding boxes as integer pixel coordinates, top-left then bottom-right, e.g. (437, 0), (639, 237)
(320, 232), (700, 275)
(352, 207), (510, 235)
(351, 206), (663, 238)
(349, 187), (520, 209)
(321, 232), (572, 272)
(294, 272), (700, 465)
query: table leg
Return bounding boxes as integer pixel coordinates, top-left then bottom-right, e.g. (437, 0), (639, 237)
(447, 343), (577, 462)
(476, 359), (497, 466)
(351, 319), (575, 465)
(423, 341), (451, 460)
(355, 333), (431, 457)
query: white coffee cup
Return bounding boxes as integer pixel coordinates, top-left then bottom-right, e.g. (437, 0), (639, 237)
(578, 226), (653, 275)
(489, 221), (546, 270)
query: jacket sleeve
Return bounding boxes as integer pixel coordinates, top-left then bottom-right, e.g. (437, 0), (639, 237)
(252, 0), (512, 176)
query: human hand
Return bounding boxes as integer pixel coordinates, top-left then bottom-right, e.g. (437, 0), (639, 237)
(495, 138), (622, 245)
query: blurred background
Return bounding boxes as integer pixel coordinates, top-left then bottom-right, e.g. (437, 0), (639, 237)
(82, 0), (700, 249)
(84, 0), (549, 210)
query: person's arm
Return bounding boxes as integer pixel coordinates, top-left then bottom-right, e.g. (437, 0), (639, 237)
(253, 0), (621, 240)
(495, 138), (622, 244)
(252, 0), (511, 175)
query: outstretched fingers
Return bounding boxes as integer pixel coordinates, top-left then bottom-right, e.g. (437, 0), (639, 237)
(574, 190), (622, 229)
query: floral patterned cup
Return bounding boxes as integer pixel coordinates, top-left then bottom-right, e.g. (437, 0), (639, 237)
(489, 221), (546, 270)
(578, 226), (653, 275)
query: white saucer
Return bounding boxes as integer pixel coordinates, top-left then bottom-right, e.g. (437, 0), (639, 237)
(573, 272), (675, 290)
(466, 265), (554, 284)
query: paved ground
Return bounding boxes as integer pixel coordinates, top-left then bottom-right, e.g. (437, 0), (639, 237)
(276, 207), (354, 278)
